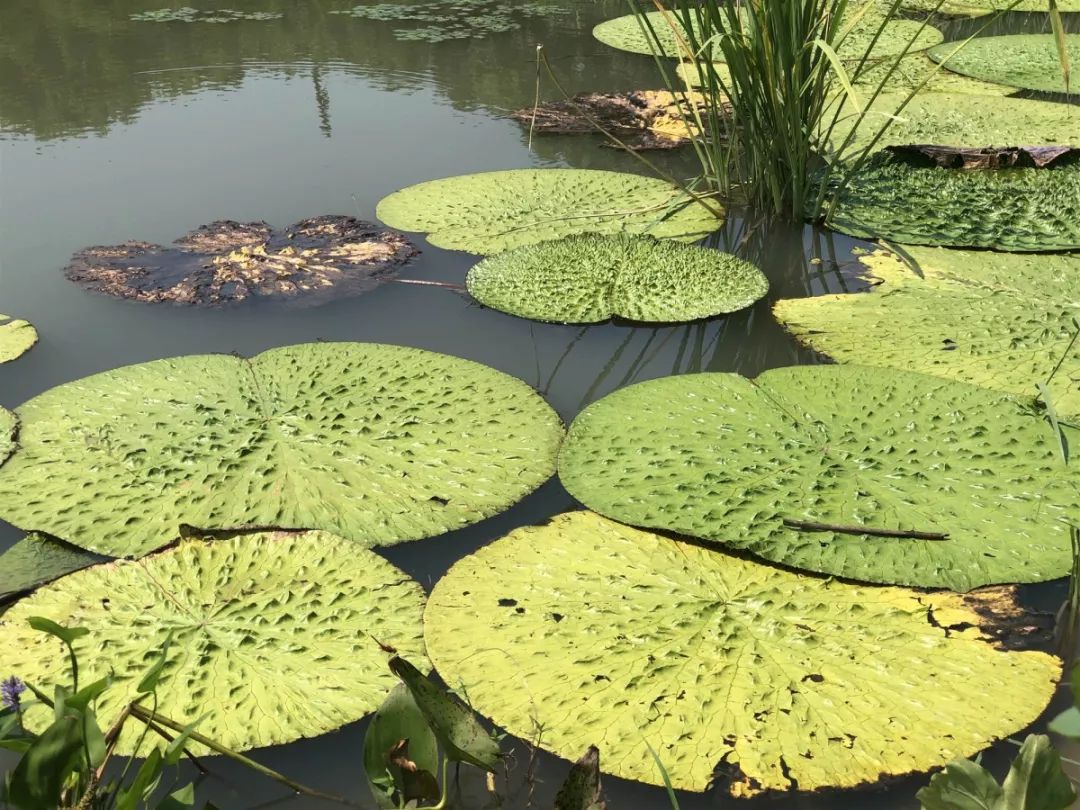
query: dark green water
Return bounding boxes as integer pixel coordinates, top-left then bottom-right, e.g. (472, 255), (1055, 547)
(0, 2), (1076, 807)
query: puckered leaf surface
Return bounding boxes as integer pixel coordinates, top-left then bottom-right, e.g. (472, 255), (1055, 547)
(929, 34), (1080, 92)
(558, 366), (1078, 590)
(774, 247), (1080, 424)
(375, 169), (721, 255)
(0, 531), (428, 754)
(904, 0), (1080, 14)
(0, 314), (37, 364)
(424, 511), (1060, 796)
(0, 342), (563, 557)
(466, 234), (767, 324)
(0, 534), (106, 601)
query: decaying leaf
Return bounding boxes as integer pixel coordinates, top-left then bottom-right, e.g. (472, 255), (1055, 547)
(64, 216), (418, 307)
(892, 144), (1076, 170)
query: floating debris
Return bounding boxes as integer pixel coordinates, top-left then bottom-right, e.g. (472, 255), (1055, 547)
(330, 1), (566, 43)
(130, 7), (284, 22)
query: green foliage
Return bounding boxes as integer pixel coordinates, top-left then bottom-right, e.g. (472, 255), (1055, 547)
(904, 0), (1080, 12)
(375, 169), (722, 255)
(0, 342), (563, 557)
(823, 149), (1080, 250)
(554, 746), (606, 810)
(130, 8), (283, 22)
(363, 684), (441, 809)
(559, 365), (1079, 590)
(0, 314), (37, 364)
(465, 234), (767, 324)
(424, 511), (1060, 796)
(929, 34), (1080, 92)
(0, 535), (104, 601)
(331, 1), (566, 42)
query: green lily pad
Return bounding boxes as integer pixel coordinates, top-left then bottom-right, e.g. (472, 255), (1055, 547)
(130, 8), (283, 22)
(376, 169), (722, 255)
(929, 34), (1080, 93)
(0, 407), (15, 466)
(774, 247), (1080, 424)
(465, 234), (767, 324)
(850, 54), (1013, 95)
(0, 314), (37, 363)
(0, 535), (106, 601)
(558, 366), (1078, 590)
(0, 531), (428, 754)
(0, 342), (563, 557)
(822, 148), (1080, 251)
(424, 511), (1061, 795)
(904, 0), (1080, 14)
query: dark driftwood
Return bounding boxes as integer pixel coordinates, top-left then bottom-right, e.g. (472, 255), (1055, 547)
(782, 518), (948, 541)
(890, 144), (1076, 170)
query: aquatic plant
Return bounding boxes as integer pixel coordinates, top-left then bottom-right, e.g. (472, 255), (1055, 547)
(906, 0), (1080, 11)
(364, 684), (442, 809)
(0, 313), (37, 363)
(0, 534), (104, 602)
(0, 407), (15, 467)
(376, 169), (722, 254)
(330, 0), (566, 42)
(929, 33), (1080, 92)
(0, 342), (563, 557)
(774, 246), (1080, 422)
(424, 511), (1060, 795)
(465, 234), (768, 324)
(130, 7), (284, 22)
(823, 147), (1080, 250)
(558, 365), (1079, 590)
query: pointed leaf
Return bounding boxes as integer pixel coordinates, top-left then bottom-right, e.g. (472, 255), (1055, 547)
(7, 713), (86, 808)
(1000, 735), (1076, 810)
(917, 757), (1001, 809)
(115, 748), (165, 810)
(363, 683), (440, 809)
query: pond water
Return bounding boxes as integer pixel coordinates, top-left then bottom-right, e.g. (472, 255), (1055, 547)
(0, 1), (1077, 808)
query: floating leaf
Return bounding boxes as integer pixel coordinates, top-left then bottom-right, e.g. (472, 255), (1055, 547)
(774, 246), (1080, 424)
(0, 314), (37, 364)
(375, 169), (722, 255)
(929, 34), (1080, 92)
(904, 0), (1080, 14)
(130, 8), (283, 22)
(330, 1), (566, 42)
(558, 366), (1078, 590)
(0, 342), (563, 557)
(465, 234), (767, 324)
(363, 684), (440, 810)
(424, 511), (1060, 796)
(849, 54), (1013, 95)
(0, 535), (106, 601)
(0, 531), (428, 754)
(65, 217), (418, 308)
(822, 148), (1080, 251)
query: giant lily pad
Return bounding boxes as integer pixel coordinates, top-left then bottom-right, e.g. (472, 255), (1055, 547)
(0, 535), (105, 601)
(822, 148), (1080, 251)
(0, 531), (428, 754)
(424, 511), (1061, 795)
(465, 234), (767, 324)
(775, 247), (1080, 423)
(65, 216), (418, 308)
(376, 169), (721, 255)
(904, 0), (1080, 14)
(0, 342), (563, 557)
(330, 1), (566, 42)
(558, 366), (1078, 590)
(0, 314), (37, 363)
(929, 35), (1080, 92)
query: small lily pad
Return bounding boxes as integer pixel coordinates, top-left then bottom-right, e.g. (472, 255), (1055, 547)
(929, 34), (1080, 93)
(376, 169), (722, 255)
(466, 234), (767, 324)
(330, 1), (566, 42)
(0, 535), (106, 601)
(0, 315), (37, 363)
(65, 216), (418, 308)
(130, 7), (284, 22)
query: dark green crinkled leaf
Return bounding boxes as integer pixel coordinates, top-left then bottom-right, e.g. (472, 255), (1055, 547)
(376, 169), (722, 255)
(0, 535), (106, 601)
(822, 149), (1080, 251)
(555, 746), (607, 810)
(0, 342), (563, 557)
(466, 234), (767, 324)
(363, 684), (440, 809)
(929, 34), (1080, 93)
(558, 365), (1079, 590)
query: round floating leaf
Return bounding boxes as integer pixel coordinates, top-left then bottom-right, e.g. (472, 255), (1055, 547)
(0, 342), (563, 557)
(558, 366), (1078, 590)
(929, 35), (1080, 92)
(904, 0), (1080, 14)
(0, 314), (37, 363)
(0, 531), (427, 754)
(375, 169), (722, 255)
(424, 511), (1060, 796)
(822, 149), (1080, 251)
(774, 247), (1080, 423)
(0, 535), (106, 601)
(465, 234), (767, 324)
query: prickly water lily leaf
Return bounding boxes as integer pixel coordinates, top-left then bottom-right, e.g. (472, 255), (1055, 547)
(65, 217), (418, 308)
(850, 54), (1013, 95)
(465, 234), (767, 324)
(424, 511), (1060, 796)
(929, 34), (1080, 93)
(822, 149), (1080, 251)
(0, 535), (106, 601)
(0, 342), (563, 557)
(375, 169), (722, 255)
(774, 247), (1080, 423)
(558, 366), (1079, 590)
(0, 531), (428, 754)
(0, 314), (37, 363)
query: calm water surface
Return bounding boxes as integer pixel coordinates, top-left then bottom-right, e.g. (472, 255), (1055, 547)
(0, 2), (1075, 807)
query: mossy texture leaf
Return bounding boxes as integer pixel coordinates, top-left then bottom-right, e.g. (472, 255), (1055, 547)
(0, 342), (563, 557)
(774, 247), (1080, 423)
(904, 0), (1080, 14)
(558, 366), (1078, 590)
(850, 54), (1013, 95)
(0, 314), (37, 363)
(465, 234), (767, 324)
(0, 535), (105, 600)
(424, 511), (1060, 796)
(929, 34), (1080, 92)
(823, 150), (1080, 251)
(0, 531), (428, 754)
(375, 169), (722, 255)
